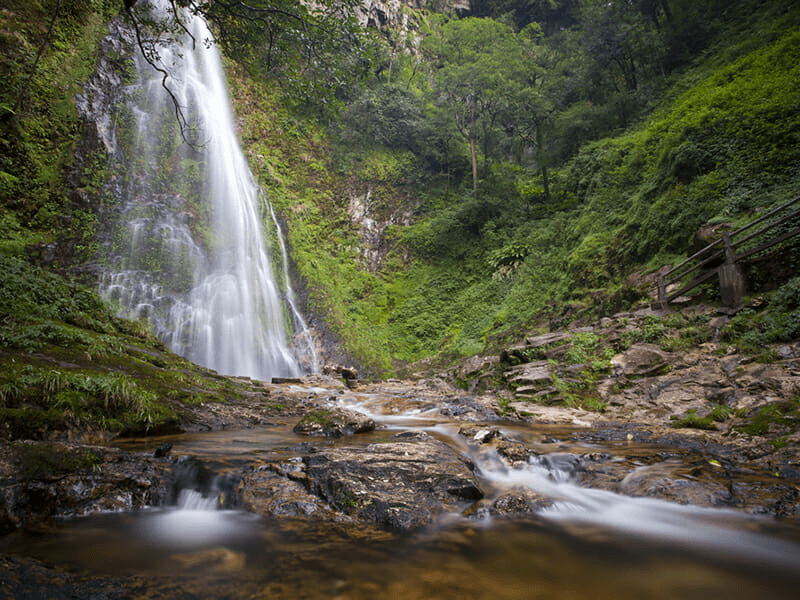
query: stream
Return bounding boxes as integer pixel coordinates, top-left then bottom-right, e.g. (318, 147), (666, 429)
(2, 383), (800, 599)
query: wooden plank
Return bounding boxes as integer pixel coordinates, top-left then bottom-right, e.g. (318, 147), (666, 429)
(731, 207), (800, 251)
(663, 197), (800, 281)
(736, 225), (800, 262)
(666, 268), (718, 302)
(663, 238), (723, 280)
(665, 247), (724, 286)
(659, 196), (800, 305)
(729, 196), (800, 239)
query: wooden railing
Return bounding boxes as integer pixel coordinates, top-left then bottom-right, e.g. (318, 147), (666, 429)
(656, 196), (800, 307)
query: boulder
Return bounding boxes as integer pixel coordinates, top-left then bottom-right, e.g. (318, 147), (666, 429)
(302, 432), (482, 530)
(458, 425), (501, 444)
(322, 364), (359, 380)
(611, 344), (669, 377)
(525, 332), (572, 348)
(293, 407), (375, 437)
(341, 367), (359, 381)
(618, 459), (733, 507)
(506, 361), (553, 388)
(458, 355), (499, 379)
(0, 442), (173, 533)
(501, 343), (531, 363)
(493, 491), (552, 514)
(237, 465), (342, 520)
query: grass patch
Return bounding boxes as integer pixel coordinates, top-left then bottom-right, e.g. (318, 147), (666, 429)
(671, 405), (732, 430)
(296, 408), (337, 429)
(735, 400), (800, 437)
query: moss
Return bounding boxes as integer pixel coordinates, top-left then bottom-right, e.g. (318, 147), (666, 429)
(15, 442), (102, 480)
(297, 408), (337, 429)
(736, 401), (800, 437)
(0, 408), (65, 439)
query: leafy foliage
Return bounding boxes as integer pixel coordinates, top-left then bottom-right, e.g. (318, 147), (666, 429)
(671, 405), (732, 431)
(0, 0), (119, 264)
(125, 0), (371, 122)
(721, 277), (800, 353)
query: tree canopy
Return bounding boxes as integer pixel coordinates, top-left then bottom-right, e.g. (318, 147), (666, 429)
(125, 0), (371, 123)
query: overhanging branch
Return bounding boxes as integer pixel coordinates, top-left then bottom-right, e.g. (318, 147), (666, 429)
(124, 1), (204, 148)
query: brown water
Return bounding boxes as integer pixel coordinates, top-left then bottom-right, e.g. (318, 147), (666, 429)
(2, 387), (800, 599)
(3, 507), (799, 599)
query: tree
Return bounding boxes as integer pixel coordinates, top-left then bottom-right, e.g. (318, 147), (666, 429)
(575, 0), (667, 126)
(510, 23), (564, 201)
(425, 17), (525, 197)
(471, 0), (581, 34)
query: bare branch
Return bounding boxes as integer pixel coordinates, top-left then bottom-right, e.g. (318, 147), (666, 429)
(169, 0), (197, 49)
(124, 2), (205, 148)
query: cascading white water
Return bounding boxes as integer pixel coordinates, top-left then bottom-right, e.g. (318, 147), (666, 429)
(100, 0), (317, 380)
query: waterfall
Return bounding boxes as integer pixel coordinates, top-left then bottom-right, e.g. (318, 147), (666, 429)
(100, 0), (317, 380)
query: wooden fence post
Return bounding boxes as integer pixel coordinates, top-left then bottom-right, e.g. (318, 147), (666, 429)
(656, 273), (667, 308)
(718, 232), (745, 307)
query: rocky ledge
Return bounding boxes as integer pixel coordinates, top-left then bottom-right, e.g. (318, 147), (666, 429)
(456, 303), (800, 471)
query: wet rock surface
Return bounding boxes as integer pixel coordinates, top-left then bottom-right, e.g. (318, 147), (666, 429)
(2, 371), (800, 599)
(293, 406), (375, 437)
(0, 442), (174, 535)
(301, 432), (481, 530)
(2, 370), (800, 533)
(2, 306), (800, 600)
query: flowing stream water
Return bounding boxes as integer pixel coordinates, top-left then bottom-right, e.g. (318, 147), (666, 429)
(3, 385), (800, 599)
(99, 0), (316, 380)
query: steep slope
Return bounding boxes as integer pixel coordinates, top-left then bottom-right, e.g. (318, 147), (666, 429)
(237, 0), (799, 375)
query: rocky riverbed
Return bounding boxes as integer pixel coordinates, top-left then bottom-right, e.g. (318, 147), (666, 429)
(1, 305), (799, 598)
(2, 370), (798, 532)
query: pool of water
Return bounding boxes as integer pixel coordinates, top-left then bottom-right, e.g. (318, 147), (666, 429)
(2, 506), (799, 599)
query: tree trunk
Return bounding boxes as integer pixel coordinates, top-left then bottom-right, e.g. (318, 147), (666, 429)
(535, 123), (550, 202)
(660, 0), (673, 22)
(469, 102), (478, 198)
(470, 135), (478, 198)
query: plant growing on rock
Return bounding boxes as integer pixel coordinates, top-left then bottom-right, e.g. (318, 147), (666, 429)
(671, 405), (732, 430)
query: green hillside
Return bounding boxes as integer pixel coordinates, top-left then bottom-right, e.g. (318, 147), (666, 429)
(240, 0), (799, 374)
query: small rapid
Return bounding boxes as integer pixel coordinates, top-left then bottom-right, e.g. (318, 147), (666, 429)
(325, 386), (800, 569)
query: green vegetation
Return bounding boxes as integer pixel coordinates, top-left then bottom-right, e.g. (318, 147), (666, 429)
(735, 399), (800, 438)
(541, 333), (614, 412)
(721, 277), (800, 354)
(0, 254), (276, 438)
(227, 0), (799, 375)
(671, 405), (732, 430)
(2, 0), (799, 395)
(0, 0), (120, 264)
(0, 366), (173, 434)
(296, 408), (337, 430)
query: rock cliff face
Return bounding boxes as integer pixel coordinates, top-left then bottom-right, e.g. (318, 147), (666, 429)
(354, 0), (470, 30)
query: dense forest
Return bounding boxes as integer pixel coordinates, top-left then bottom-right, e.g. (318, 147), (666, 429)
(1, 0), (799, 384)
(248, 0), (800, 374)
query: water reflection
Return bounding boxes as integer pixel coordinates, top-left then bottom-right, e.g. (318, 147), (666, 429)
(2, 513), (798, 599)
